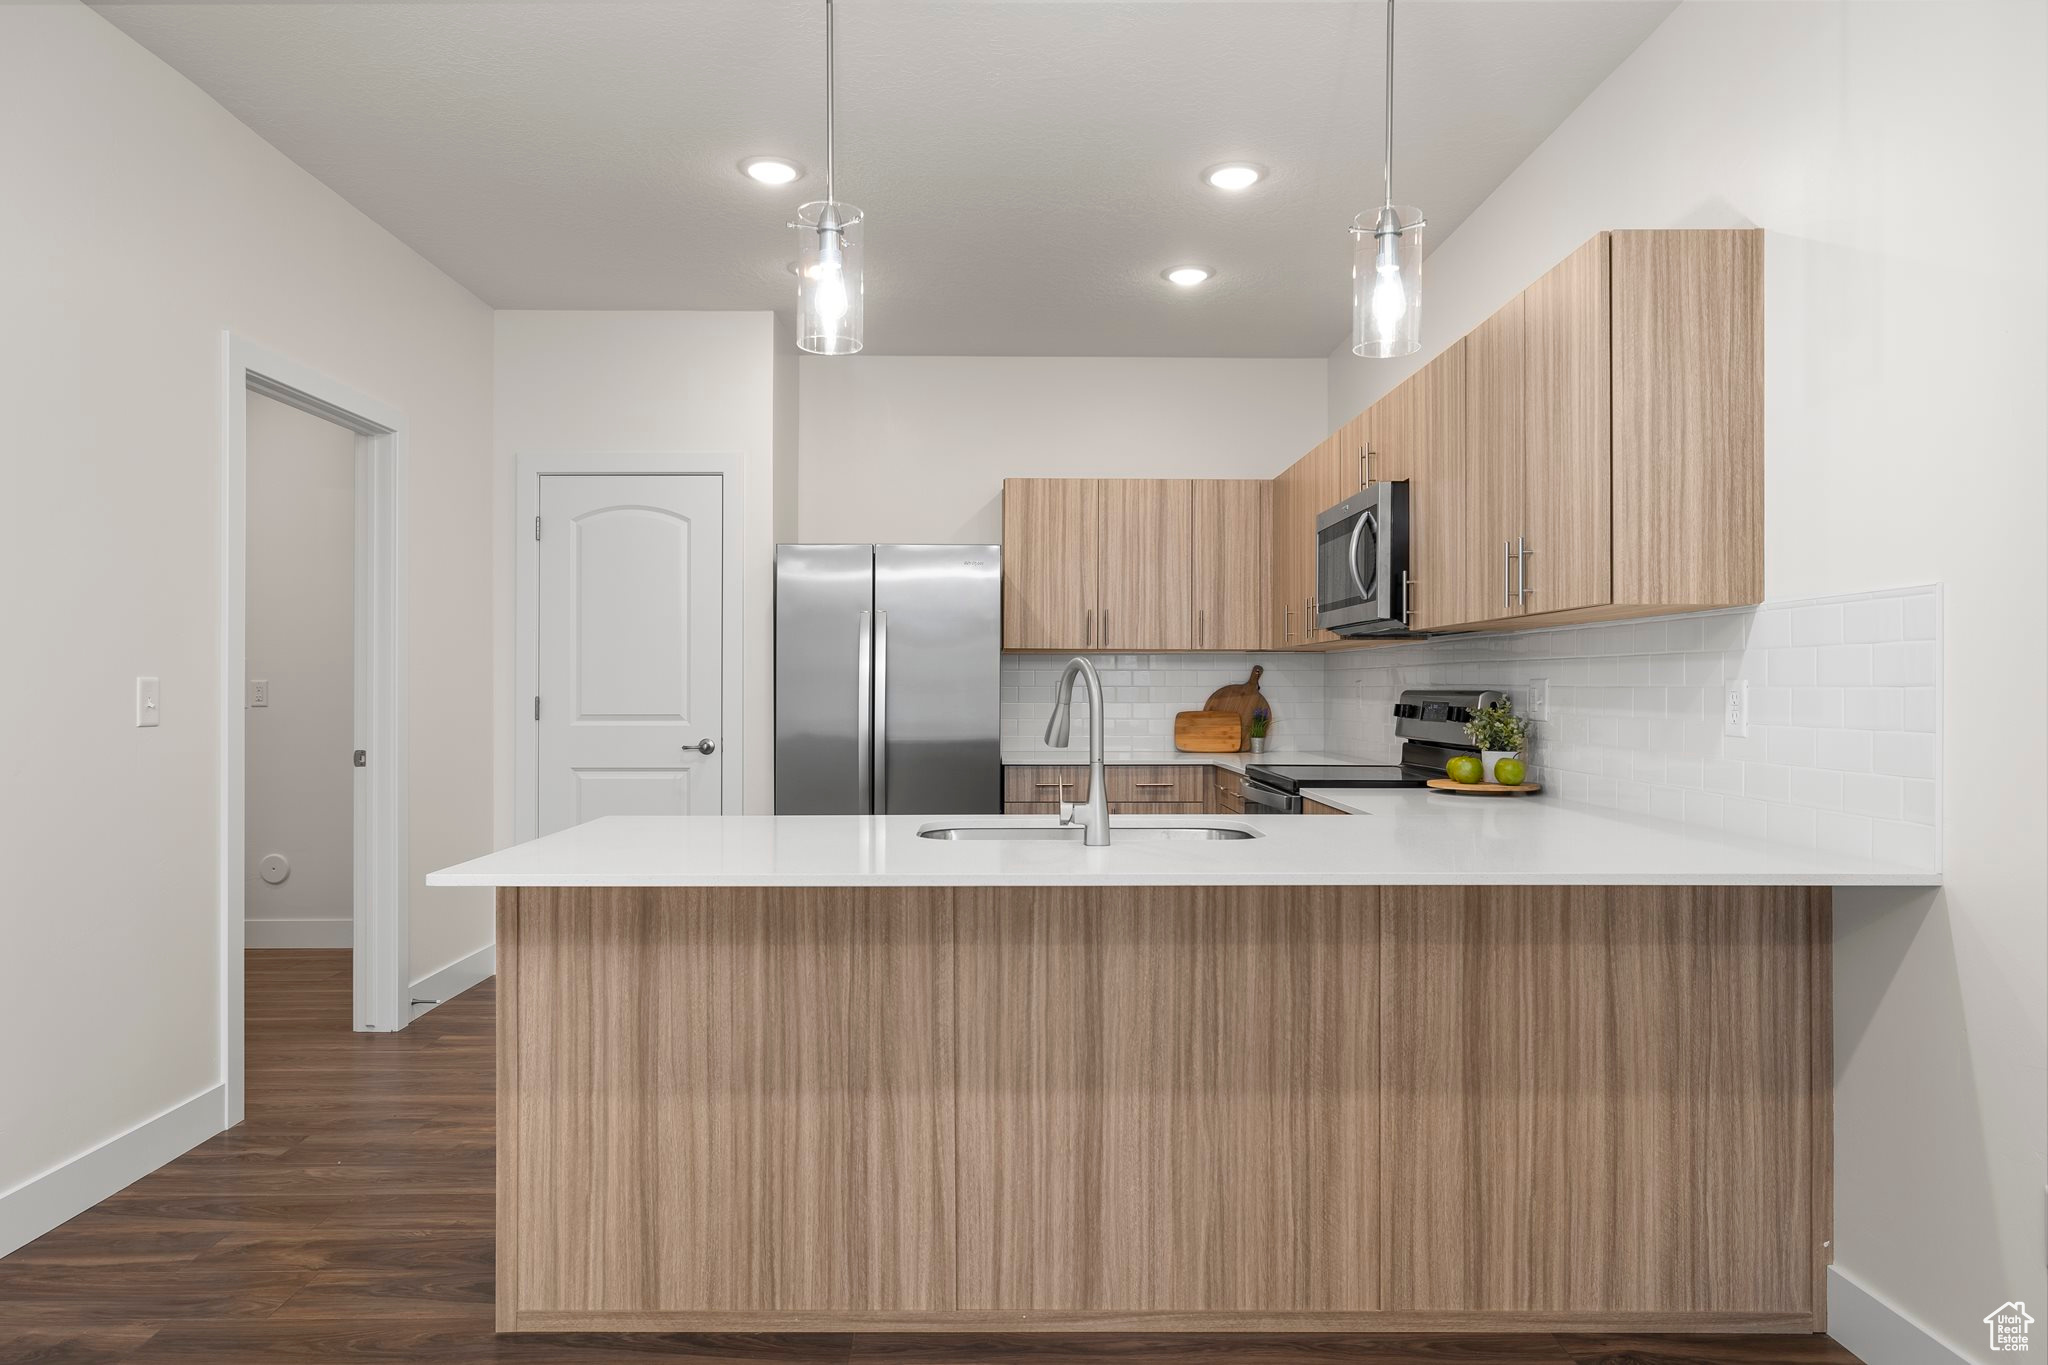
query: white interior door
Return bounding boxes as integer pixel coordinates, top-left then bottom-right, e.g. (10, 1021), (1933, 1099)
(537, 474), (723, 833)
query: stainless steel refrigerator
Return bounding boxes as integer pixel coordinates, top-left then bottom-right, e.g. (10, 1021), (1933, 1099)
(775, 544), (1002, 815)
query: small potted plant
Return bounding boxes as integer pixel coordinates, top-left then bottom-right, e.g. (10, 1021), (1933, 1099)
(1247, 708), (1270, 754)
(1463, 698), (1527, 784)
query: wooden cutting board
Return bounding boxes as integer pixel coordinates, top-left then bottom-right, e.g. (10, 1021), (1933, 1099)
(1202, 666), (1270, 753)
(1173, 710), (1243, 753)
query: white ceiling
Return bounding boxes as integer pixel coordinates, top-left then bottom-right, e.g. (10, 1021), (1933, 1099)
(92, 0), (1675, 357)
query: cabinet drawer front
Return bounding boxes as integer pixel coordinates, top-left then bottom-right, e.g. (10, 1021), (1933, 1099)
(1002, 766), (1090, 801)
(1105, 765), (1206, 803)
(1108, 801), (1208, 816)
(1212, 768), (1243, 799)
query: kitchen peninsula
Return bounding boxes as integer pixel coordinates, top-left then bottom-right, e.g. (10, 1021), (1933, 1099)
(430, 803), (1937, 1336)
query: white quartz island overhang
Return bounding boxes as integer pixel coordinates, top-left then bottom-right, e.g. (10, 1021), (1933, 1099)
(438, 801), (1936, 1337)
(426, 797), (1939, 889)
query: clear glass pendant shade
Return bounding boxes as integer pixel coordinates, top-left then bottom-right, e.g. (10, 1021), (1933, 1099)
(1352, 205), (1422, 358)
(794, 200), (863, 355)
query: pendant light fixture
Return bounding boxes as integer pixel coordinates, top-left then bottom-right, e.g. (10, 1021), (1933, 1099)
(1351, 0), (1424, 358)
(793, 0), (863, 354)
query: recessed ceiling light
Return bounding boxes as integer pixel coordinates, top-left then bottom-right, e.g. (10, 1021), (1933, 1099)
(740, 156), (803, 185)
(1163, 266), (1214, 287)
(1202, 162), (1266, 192)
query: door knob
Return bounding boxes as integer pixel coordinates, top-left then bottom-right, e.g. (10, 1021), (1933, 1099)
(686, 739), (717, 755)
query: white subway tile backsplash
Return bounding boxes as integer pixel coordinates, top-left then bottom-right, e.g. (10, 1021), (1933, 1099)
(1001, 652), (1327, 758)
(1320, 584), (1941, 864)
(1007, 587), (1942, 867)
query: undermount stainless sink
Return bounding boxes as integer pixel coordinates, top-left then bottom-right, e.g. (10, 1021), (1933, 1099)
(918, 823), (1260, 842)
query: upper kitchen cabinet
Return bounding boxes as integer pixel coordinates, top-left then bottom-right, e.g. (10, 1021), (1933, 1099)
(1363, 341), (1467, 631)
(1611, 229), (1764, 610)
(1191, 480), (1270, 650)
(1520, 234), (1613, 616)
(1098, 479), (1193, 650)
(1268, 433), (1344, 647)
(1001, 477), (1264, 652)
(1001, 478), (1099, 649)
(1441, 228), (1763, 632)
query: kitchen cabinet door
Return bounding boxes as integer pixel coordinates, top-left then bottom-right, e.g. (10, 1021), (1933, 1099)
(1268, 451), (1312, 648)
(1462, 298), (1527, 626)
(1002, 479), (1099, 649)
(1098, 479), (1193, 650)
(1347, 347), (1464, 632)
(1611, 229), (1764, 610)
(1191, 480), (1269, 650)
(1521, 234), (1612, 616)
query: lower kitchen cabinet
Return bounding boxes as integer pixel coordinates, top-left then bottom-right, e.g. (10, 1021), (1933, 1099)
(1303, 798), (1346, 815)
(1002, 764), (1210, 815)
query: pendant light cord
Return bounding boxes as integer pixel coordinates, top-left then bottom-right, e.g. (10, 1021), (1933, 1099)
(825, 0), (837, 206)
(1382, 0), (1395, 210)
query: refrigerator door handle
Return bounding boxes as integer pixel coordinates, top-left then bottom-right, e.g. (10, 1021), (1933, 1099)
(873, 610), (889, 813)
(855, 609), (874, 814)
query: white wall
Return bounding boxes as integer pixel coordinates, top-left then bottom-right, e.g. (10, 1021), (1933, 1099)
(0, 1), (495, 1239)
(493, 312), (782, 816)
(1325, 3), (2046, 1354)
(245, 395), (356, 948)
(796, 356), (1327, 544)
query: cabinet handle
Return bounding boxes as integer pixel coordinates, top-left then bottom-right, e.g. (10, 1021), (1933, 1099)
(1516, 537), (1530, 606)
(1503, 540), (1512, 611)
(1307, 595), (1316, 640)
(1360, 444), (1371, 490)
(1085, 607), (1094, 647)
(1197, 607), (1205, 647)
(1101, 610), (1109, 648)
(1134, 782), (1176, 789)
(1283, 605), (1293, 643)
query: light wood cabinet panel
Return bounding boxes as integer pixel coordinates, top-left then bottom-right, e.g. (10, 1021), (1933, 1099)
(955, 885), (1380, 1312)
(1002, 480), (1099, 649)
(1377, 886), (1826, 1315)
(1612, 229), (1764, 610)
(1521, 234), (1612, 616)
(1462, 295), (1528, 625)
(1268, 452), (1311, 648)
(499, 882), (1828, 1332)
(500, 887), (955, 1316)
(1002, 766), (1090, 802)
(1190, 480), (1269, 650)
(1303, 798), (1347, 815)
(1098, 480), (1193, 650)
(1404, 343), (1467, 631)
(1104, 765), (1207, 803)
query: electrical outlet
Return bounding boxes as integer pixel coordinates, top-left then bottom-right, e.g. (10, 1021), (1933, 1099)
(1723, 679), (1750, 738)
(1525, 678), (1549, 721)
(135, 676), (160, 728)
(249, 678), (269, 707)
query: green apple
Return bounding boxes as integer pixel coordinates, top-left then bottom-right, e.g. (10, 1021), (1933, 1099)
(1494, 757), (1527, 787)
(1446, 754), (1483, 785)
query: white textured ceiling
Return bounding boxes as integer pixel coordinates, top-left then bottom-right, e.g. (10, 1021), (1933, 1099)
(92, 0), (1675, 357)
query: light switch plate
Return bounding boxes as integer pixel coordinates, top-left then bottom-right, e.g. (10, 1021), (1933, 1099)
(136, 676), (160, 728)
(1723, 679), (1750, 738)
(1525, 678), (1549, 721)
(249, 678), (269, 707)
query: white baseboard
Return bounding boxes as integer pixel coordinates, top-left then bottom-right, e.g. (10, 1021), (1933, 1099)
(1828, 1265), (1976, 1365)
(0, 1084), (225, 1259)
(245, 917), (352, 949)
(409, 942), (494, 1018)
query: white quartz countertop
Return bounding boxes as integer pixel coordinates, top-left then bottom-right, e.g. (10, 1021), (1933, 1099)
(427, 794), (1940, 890)
(999, 747), (1352, 772)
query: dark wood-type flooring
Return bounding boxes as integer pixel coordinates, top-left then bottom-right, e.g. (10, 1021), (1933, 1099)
(1, 949), (1866, 1365)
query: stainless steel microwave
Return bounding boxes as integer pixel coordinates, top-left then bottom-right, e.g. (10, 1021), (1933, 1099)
(1315, 480), (1413, 637)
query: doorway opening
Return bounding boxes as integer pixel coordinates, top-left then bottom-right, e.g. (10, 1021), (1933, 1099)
(221, 337), (410, 1128)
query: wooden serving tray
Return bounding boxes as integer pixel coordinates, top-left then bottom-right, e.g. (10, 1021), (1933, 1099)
(1426, 778), (1544, 796)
